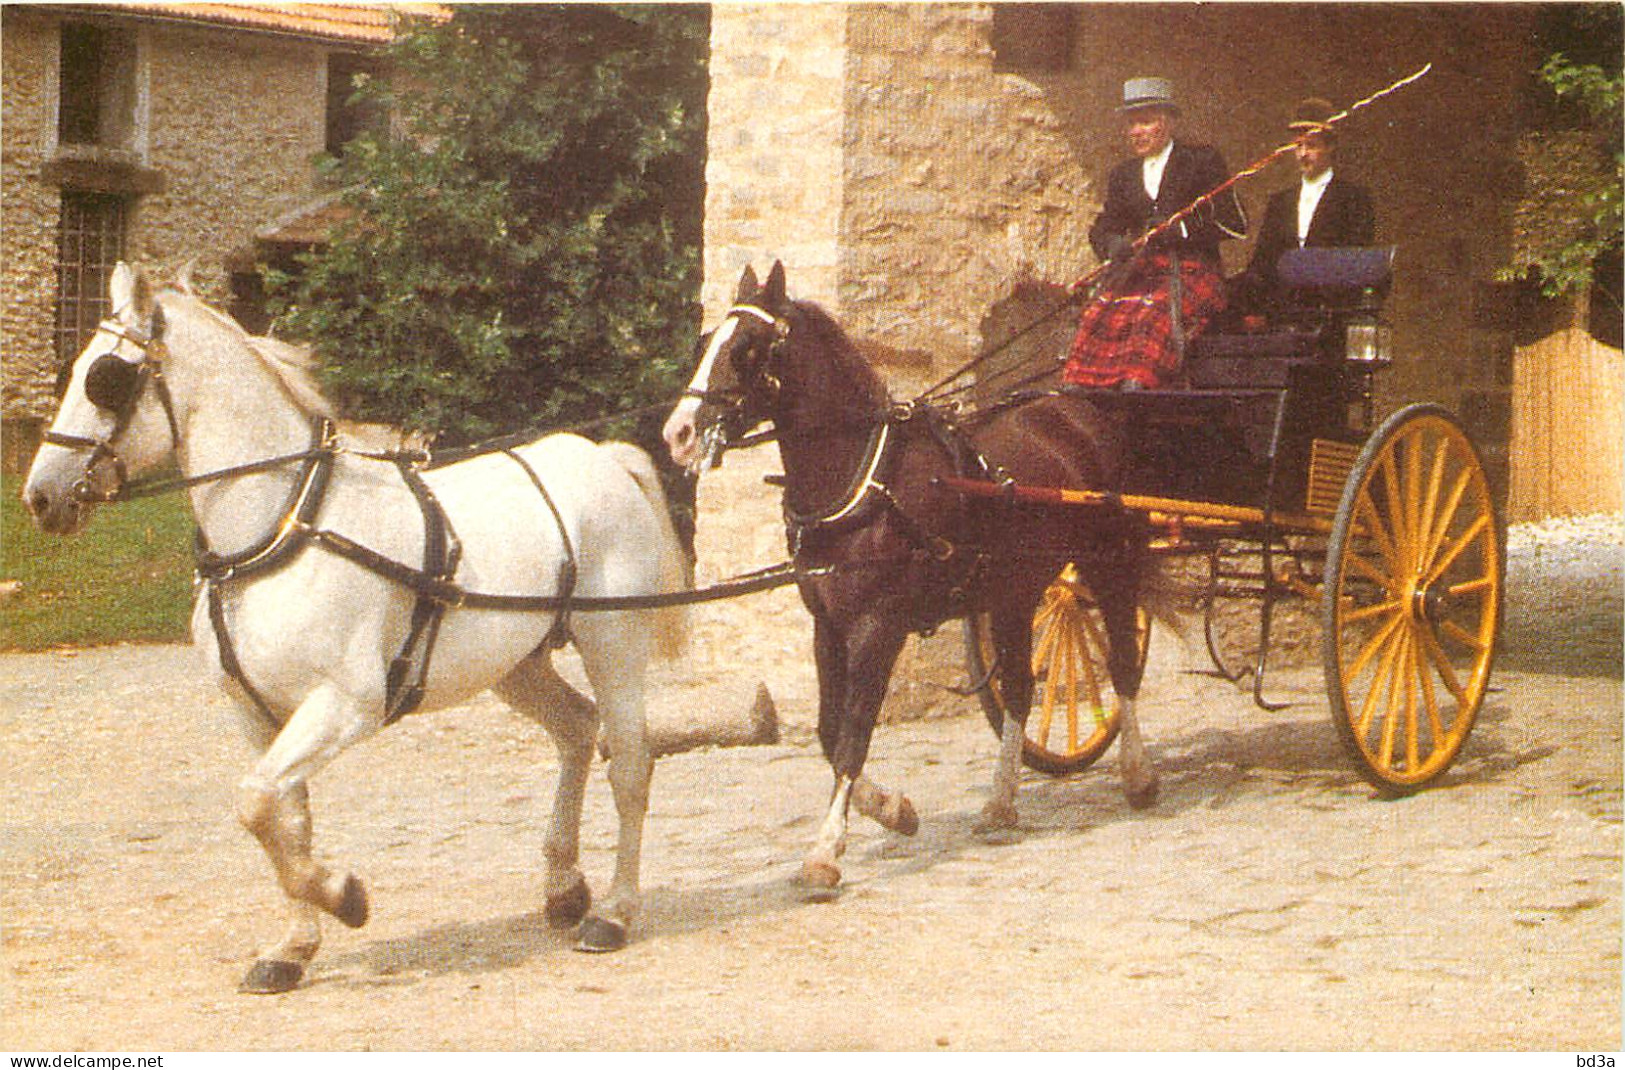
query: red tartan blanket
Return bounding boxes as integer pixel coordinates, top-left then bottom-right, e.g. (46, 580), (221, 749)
(1063, 253), (1227, 389)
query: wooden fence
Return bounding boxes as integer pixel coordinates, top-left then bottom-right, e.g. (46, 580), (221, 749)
(1510, 326), (1624, 522)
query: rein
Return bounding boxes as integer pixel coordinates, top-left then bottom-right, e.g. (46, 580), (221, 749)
(45, 308), (802, 727)
(108, 447), (341, 502)
(48, 323), (789, 615)
(181, 414), (803, 726)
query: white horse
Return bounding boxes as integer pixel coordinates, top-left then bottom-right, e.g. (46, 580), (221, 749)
(23, 263), (690, 993)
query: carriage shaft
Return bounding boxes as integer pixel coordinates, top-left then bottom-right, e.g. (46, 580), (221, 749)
(938, 476), (1340, 537)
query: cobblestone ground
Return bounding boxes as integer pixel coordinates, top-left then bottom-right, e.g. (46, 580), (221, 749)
(0, 630), (1617, 1050)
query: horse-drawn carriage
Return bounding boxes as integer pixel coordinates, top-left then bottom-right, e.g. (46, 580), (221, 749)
(955, 246), (1502, 794)
(661, 248), (1503, 895)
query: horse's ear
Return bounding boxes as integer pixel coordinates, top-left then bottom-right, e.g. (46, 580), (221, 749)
(109, 262), (155, 328)
(763, 260), (788, 312)
(735, 264), (759, 303)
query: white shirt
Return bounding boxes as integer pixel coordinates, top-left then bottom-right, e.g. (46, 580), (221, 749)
(1142, 140), (1174, 201)
(1297, 169), (1334, 245)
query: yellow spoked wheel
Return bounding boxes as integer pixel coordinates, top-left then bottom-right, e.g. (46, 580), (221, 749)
(965, 564), (1150, 777)
(1323, 405), (1503, 793)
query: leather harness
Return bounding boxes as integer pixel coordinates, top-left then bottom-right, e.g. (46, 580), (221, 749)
(50, 317), (583, 729)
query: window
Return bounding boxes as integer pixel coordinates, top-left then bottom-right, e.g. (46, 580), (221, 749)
(991, 4), (1077, 74)
(58, 22), (138, 149)
(55, 191), (129, 363)
(326, 52), (385, 155)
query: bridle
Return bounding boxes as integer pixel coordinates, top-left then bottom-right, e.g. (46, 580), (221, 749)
(44, 311), (183, 503)
(685, 302), (791, 431)
(684, 300), (942, 549)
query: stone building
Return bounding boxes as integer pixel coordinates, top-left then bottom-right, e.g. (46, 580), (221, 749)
(1, 2), (411, 468)
(703, 3), (1552, 496)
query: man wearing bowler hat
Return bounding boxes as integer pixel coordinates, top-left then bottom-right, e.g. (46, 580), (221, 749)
(1063, 76), (1247, 390)
(1231, 97), (1377, 322)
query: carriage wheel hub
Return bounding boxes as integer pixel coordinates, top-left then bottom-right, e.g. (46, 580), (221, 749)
(1411, 580), (1449, 624)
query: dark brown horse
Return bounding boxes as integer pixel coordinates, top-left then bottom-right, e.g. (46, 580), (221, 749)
(664, 262), (1156, 895)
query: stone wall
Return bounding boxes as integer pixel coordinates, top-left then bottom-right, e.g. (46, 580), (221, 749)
(1, 15), (64, 426)
(2, 8), (332, 452)
(840, 3), (1094, 385)
(137, 24), (326, 283)
(702, 3), (847, 317)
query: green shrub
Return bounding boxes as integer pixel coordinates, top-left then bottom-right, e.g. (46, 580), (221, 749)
(268, 4), (710, 447)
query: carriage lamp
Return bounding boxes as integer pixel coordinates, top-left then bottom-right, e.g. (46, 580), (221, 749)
(1344, 288), (1392, 365)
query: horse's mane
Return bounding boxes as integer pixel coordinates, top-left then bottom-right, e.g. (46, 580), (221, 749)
(158, 287), (336, 419)
(790, 300), (890, 410)
(245, 334), (338, 420)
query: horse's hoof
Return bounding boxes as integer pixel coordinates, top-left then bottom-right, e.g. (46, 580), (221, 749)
(853, 784), (919, 837)
(332, 874), (369, 929)
(574, 916), (628, 953)
(798, 860), (842, 902)
(880, 796), (920, 837)
(544, 877), (592, 930)
(239, 959), (304, 995)
(1126, 780), (1160, 811)
(973, 801), (1021, 845)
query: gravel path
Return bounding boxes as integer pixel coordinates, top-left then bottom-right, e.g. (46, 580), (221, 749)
(1, 646), (1617, 1049)
(1503, 512), (1624, 676)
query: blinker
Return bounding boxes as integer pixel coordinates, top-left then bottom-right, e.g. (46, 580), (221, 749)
(84, 353), (143, 412)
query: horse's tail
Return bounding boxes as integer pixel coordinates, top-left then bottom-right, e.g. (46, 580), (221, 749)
(599, 440), (691, 660)
(1136, 557), (1199, 642)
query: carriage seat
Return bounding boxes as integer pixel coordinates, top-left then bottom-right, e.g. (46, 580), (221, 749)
(1277, 244), (1395, 296)
(1186, 246), (1396, 390)
(1184, 327), (1322, 388)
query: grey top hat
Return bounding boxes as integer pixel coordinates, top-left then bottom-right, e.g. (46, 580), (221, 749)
(1118, 77), (1179, 114)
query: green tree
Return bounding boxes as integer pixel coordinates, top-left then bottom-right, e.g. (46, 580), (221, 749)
(269, 5), (709, 445)
(1504, 5), (1622, 319)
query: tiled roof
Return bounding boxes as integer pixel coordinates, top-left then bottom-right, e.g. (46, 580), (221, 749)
(254, 190), (355, 245)
(79, 3), (446, 45)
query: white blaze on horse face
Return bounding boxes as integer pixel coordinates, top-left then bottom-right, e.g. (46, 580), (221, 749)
(663, 314), (740, 467)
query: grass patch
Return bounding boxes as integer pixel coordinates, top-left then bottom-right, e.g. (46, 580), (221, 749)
(1, 475), (196, 649)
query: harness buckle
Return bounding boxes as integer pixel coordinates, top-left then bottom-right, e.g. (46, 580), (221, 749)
(433, 585), (466, 609)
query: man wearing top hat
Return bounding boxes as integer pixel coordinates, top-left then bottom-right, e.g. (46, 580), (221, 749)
(1231, 97), (1377, 322)
(1063, 76), (1248, 390)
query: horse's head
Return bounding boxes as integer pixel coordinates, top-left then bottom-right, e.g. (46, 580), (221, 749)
(23, 262), (179, 534)
(663, 261), (793, 475)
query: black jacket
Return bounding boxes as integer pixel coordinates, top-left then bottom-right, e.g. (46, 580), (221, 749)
(1233, 173), (1375, 313)
(1089, 141), (1248, 266)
